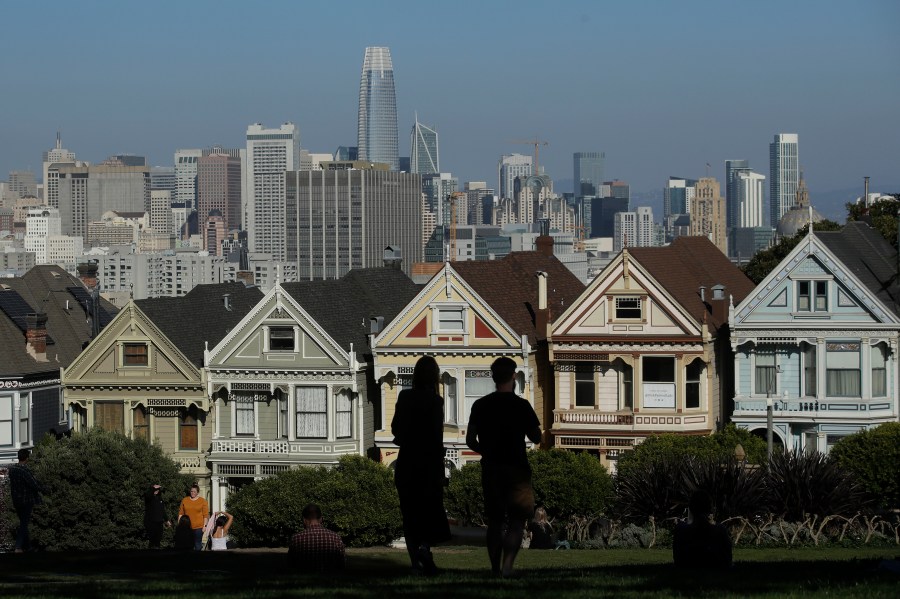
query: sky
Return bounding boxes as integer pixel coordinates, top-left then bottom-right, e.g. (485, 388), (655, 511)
(1, 0), (898, 215)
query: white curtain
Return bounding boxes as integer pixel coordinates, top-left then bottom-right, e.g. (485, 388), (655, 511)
(335, 390), (352, 438)
(296, 387), (327, 438)
(234, 393), (255, 435)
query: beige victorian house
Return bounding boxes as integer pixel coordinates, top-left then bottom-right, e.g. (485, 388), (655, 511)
(548, 237), (754, 472)
(61, 282), (263, 496)
(373, 242), (585, 471)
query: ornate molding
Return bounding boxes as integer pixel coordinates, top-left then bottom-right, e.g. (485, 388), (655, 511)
(554, 343), (703, 353)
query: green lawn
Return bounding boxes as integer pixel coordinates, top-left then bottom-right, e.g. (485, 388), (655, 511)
(0, 546), (897, 598)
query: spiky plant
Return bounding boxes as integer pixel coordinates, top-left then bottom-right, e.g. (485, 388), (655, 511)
(765, 450), (869, 520)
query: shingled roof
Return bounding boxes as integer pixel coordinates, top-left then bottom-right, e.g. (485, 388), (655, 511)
(0, 265), (119, 377)
(135, 282), (263, 368)
(628, 236), (755, 332)
(282, 267), (422, 358)
(816, 221), (900, 318)
(450, 251), (586, 344)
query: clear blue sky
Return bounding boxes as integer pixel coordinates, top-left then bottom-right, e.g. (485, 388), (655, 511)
(1, 0), (897, 202)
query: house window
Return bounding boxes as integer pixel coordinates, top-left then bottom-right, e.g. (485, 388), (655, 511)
(642, 356), (675, 408)
(269, 327), (295, 352)
(296, 386), (327, 438)
(615, 296), (642, 320)
(442, 373), (458, 425)
(437, 307), (465, 332)
(685, 361), (703, 409)
(464, 371), (494, 424)
(797, 281), (828, 312)
(826, 342), (860, 397)
(575, 366), (595, 407)
(95, 402), (124, 433)
(180, 408), (198, 450)
(621, 365), (633, 409)
(803, 344), (817, 397)
(755, 349), (777, 395)
(133, 406), (149, 442)
(0, 395), (13, 446)
(871, 343), (887, 397)
(234, 393), (255, 436)
(279, 392), (288, 438)
(19, 394), (30, 445)
(335, 390), (352, 439)
(123, 343), (148, 366)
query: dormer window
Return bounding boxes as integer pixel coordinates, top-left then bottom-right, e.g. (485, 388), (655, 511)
(269, 326), (295, 352)
(437, 307), (465, 332)
(123, 343), (148, 366)
(797, 281), (827, 312)
(615, 296), (642, 320)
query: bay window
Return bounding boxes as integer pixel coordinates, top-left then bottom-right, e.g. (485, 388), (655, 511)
(826, 342), (860, 397)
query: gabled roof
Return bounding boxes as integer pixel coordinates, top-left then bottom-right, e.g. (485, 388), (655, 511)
(628, 237), (755, 332)
(816, 221), (900, 318)
(282, 267), (422, 356)
(135, 282), (263, 368)
(0, 265), (119, 377)
(450, 251), (586, 344)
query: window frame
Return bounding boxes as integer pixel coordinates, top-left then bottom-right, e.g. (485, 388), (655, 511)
(296, 386), (327, 439)
(133, 405), (149, 442)
(436, 306), (465, 333)
(269, 326), (296, 352)
(803, 344), (817, 397)
(871, 342), (887, 398)
(755, 348), (777, 396)
(94, 401), (125, 433)
(825, 341), (861, 398)
(614, 296), (642, 320)
(442, 373), (458, 425)
(574, 366), (595, 408)
(0, 394), (13, 447)
(335, 389), (353, 439)
(685, 360), (703, 409)
(797, 280), (828, 313)
(464, 370), (493, 424)
(179, 408), (198, 450)
(233, 393), (256, 436)
(122, 343), (149, 366)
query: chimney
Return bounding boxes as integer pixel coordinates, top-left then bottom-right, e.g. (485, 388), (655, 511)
(223, 294), (232, 311)
(710, 284), (727, 324)
(25, 312), (48, 361)
(383, 246), (402, 270)
(536, 234), (554, 257)
(370, 316), (385, 334)
(699, 285), (706, 303)
(535, 271), (549, 339)
(77, 261), (99, 290)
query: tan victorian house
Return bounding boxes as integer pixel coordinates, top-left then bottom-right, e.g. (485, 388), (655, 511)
(204, 268), (421, 511)
(373, 242), (585, 471)
(548, 237), (754, 472)
(61, 282), (263, 496)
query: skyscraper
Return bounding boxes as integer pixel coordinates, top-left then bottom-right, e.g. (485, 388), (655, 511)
(174, 149), (202, 209)
(734, 170), (766, 228)
(357, 47), (399, 170)
(690, 178), (727, 255)
(770, 133), (799, 227)
(244, 122), (299, 262)
(197, 153), (242, 232)
(725, 159), (750, 230)
(410, 116), (439, 175)
(56, 164), (150, 238)
(42, 133), (76, 194)
(498, 154), (532, 201)
(573, 152), (605, 197)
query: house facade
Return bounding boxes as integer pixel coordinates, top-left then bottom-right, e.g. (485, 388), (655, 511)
(373, 245), (585, 470)
(730, 222), (900, 452)
(548, 237), (755, 472)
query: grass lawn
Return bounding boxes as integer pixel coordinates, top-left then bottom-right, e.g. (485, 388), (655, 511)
(0, 545), (897, 598)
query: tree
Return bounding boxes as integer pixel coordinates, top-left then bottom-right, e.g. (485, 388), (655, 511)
(742, 220), (842, 284)
(830, 422), (900, 510)
(846, 196), (900, 249)
(529, 449), (614, 521)
(2, 428), (190, 551)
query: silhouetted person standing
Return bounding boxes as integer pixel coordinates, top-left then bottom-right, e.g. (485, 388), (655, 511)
(391, 355), (450, 575)
(9, 448), (45, 553)
(466, 357), (541, 577)
(143, 484), (170, 548)
(673, 491), (733, 569)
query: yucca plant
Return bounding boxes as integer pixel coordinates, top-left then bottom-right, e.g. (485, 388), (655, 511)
(764, 450), (869, 520)
(614, 454), (688, 524)
(680, 456), (768, 521)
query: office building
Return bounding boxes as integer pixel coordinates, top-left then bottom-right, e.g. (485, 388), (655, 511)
(498, 154), (532, 201)
(357, 47), (399, 170)
(204, 211), (227, 255)
(410, 116), (439, 175)
(106, 155), (146, 167)
(574, 152), (605, 197)
(56, 165), (150, 239)
(42, 133), (77, 193)
(422, 173), (458, 225)
(725, 159), (750, 230)
(244, 122), (299, 263)
(9, 171), (37, 199)
(197, 152), (242, 231)
(613, 206), (654, 252)
(286, 168), (422, 279)
(734, 170), (766, 229)
(334, 146), (358, 161)
(770, 133), (799, 227)
(24, 207), (61, 263)
(690, 178), (727, 254)
(174, 149), (202, 209)
(150, 166), (176, 195)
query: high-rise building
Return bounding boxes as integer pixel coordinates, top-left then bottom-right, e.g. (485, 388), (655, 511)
(734, 170), (766, 229)
(286, 168), (422, 279)
(244, 122), (299, 263)
(56, 165), (150, 239)
(9, 171), (37, 199)
(150, 166), (176, 195)
(42, 133), (76, 190)
(725, 159), (750, 230)
(357, 47), (399, 171)
(174, 149), (202, 209)
(106, 155), (146, 167)
(422, 173), (458, 225)
(24, 207), (61, 263)
(770, 133), (799, 227)
(410, 116), (439, 175)
(574, 152), (605, 197)
(690, 178), (727, 254)
(149, 190), (174, 247)
(204, 210), (227, 255)
(613, 206), (656, 252)
(197, 153), (242, 231)
(498, 154), (532, 201)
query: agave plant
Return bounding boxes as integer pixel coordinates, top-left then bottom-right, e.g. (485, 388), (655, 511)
(765, 450), (870, 520)
(614, 454), (689, 524)
(680, 455), (768, 521)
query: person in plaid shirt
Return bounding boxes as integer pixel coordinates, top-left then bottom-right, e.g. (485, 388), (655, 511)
(288, 503), (345, 571)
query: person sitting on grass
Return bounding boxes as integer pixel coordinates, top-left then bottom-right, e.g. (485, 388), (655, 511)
(673, 491), (732, 569)
(288, 503), (345, 572)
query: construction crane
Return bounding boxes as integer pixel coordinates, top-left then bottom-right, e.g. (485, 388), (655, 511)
(510, 138), (549, 174)
(446, 192), (466, 262)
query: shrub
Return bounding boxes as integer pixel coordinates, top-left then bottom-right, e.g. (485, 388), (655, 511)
(445, 461), (484, 527)
(765, 450), (869, 520)
(529, 449), (614, 521)
(830, 422), (900, 510)
(2, 428), (189, 551)
(227, 455), (401, 548)
(614, 454), (686, 524)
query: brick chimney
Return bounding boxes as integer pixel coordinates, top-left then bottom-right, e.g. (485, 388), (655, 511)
(25, 312), (48, 361)
(536, 234), (554, 257)
(535, 271), (549, 340)
(710, 284), (727, 325)
(77, 261), (98, 290)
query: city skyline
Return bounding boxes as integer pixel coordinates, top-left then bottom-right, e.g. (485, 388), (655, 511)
(0, 1), (897, 208)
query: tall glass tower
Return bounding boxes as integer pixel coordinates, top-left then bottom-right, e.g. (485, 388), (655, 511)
(357, 47), (399, 170)
(769, 133), (799, 227)
(410, 115), (439, 174)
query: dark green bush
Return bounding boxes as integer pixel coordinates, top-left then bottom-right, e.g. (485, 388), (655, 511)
(765, 450), (869, 520)
(2, 428), (189, 551)
(227, 455), (401, 548)
(445, 461), (484, 526)
(830, 422), (900, 510)
(529, 449), (614, 520)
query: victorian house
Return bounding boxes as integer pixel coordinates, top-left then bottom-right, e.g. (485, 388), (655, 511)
(730, 222), (900, 453)
(1, 264), (117, 463)
(61, 282), (263, 496)
(548, 236), (754, 472)
(372, 240), (585, 471)
(204, 267), (420, 510)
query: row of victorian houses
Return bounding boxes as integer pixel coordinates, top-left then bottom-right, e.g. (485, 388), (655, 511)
(2, 222), (898, 511)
